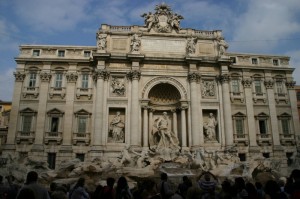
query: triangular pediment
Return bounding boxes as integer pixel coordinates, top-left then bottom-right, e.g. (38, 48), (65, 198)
(47, 108), (64, 115)
(74, 109), (91, 115)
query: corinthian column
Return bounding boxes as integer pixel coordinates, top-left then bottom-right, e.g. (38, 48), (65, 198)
(242, 77), (258, 149)
(188, 72), (202, 147)
(6, 71), (26, 149)
(32, 71), (52, 152)
(127, 70), (141, 146)
(219, 74), (233, 147)
(93, 69), (110, 146)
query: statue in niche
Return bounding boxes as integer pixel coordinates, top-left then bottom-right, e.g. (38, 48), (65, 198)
(151, 112), (180, 150)
(186, 37), (197, 55)
(109, 111), (125, 142)
(111, 78), (125, 96)
(202, 81), (215, 97)
(203, 113), (218, 141)
(130, 34), (141, 52)
(217, 37), (229, 56)
(97, 33), (107, 50)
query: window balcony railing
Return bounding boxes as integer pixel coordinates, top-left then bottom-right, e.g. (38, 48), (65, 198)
(256, 133), (272, 146)
(73, 132), (90, 145)
(49, 87), (66, 99)
(76, 88), (93, 99)
(233, 133), (249, 146)
(16, 131), (35, 144)
(44, 131), (62, 145)
(22, 87), (39, 98)
(280, 133), (296, 146)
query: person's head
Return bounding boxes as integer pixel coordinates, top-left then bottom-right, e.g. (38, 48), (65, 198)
(50, 182), (57, 192)
(161, 172), (168, 181)
(107, 177), (115, 187)
(291, 169), (300, 181)
(264, 180), (280, 195)
(204, 174), (211, 182)
(234, 177), (245, 190)
(25, 171), (38, 184)
(117, 176), (128, 190)
(163, 112), (168, 118)
(255, 182), (263, 189)
(209, 113), (213, 117)
(76, 178), (85, 187)
(116, 111), (120, 116)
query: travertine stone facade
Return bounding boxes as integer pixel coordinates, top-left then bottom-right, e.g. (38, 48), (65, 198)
(3, 4), (300, 170)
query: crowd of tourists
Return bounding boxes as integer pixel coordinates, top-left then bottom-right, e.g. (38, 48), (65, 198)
(0, 169), (299, 199)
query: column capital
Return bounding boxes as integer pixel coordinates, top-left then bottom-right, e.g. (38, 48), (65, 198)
(218, 74), (230, 84)
(13, 72), (26, 82)
(242, 78), (252, 88)
(40, 72), (52, 82)
(127, 70), (141, 80)
(264, 79), (274, 89)
(66, 72), (78, 83)
(286, 81), (296, 89)
(187, 72), (200, 83)
(93, 69), (110, 81)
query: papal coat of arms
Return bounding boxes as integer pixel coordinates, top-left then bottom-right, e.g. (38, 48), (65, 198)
(141, 3), (184, 33)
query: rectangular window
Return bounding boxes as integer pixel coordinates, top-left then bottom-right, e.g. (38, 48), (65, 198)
(29, 73), (37, 88)
(259, 120), (267, 134)
(231, 79), (240, 94)
(236, 119), (244, 135)
(81, 74), (89, 89)
(33, 50), (40, 56)
(297, 92), (300, 101)
(78, 116), (87, 133)
(51, 117), (59, 132)
(273, 59), (279, 66)
(252, 58), (258, 64)
(84, 51), (91, 57)
(48, 153), (56, 170)
(281, 119), (290, 135)
(55, 73), (63, 88)
(254, 80), (262, 94)
(58, 50), (65, 57)
(276, 81), (284, 94)
(22, 116), (32, 132)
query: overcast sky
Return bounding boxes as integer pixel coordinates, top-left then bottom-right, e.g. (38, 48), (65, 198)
(1, 0), (300, 101)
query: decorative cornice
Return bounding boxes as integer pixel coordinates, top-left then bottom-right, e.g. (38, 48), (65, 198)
(127, 70), (141, 80)
(285, 81), (296, 89)
(264, 79), (274, 89)
(66, 72), (78, 83)
(187, 72), (200, 83)
(40, 72), (52, 82)
(242, 78), (252, 88)
(13, 72), (26, 82)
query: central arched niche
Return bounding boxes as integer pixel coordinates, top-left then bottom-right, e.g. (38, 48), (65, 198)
(148, 83), (181, 105)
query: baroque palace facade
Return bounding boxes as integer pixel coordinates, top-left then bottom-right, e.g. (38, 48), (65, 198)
(4, 4), (300, 170)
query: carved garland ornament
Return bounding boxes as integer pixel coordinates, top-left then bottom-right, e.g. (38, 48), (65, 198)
(285, 81), (296, 89)
(127, 70), (141, 80)
(242, 78), (252, 88)
(40, 72), (52, 82)
(187, 72), (200, 83)
(66, 72), (78, 82)
(264, 79), (274, 89)
(218, 74), (230, 84)
(14, 72), (26, 82)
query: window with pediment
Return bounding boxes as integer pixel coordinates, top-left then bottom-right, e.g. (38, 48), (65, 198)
(229, 73), (244, 102)
(255, 113), (269, 135)
(74, 109), (91, 134)
(233, 112), (246, 136)
(76, 69), (93, 99)
(47, 108), (64, 134)
(19, 108), (37, 133)
(278, 113), (292, 135)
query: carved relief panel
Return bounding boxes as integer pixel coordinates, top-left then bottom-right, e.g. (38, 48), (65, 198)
(108, 108), (126, 143)
(201, 79), (216, 99)
(110, 76), (126, 97)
